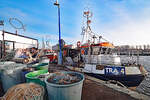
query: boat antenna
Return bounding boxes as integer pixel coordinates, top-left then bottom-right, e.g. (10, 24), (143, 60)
(81, 8), (109, 44)
(81, 7), (93, 44)
(92, 35), (97, 43)
(99, 36), (102, 43)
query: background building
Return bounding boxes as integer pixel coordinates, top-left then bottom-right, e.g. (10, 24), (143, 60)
(115, 44), (150, 56)
(0, 30), (38, 58)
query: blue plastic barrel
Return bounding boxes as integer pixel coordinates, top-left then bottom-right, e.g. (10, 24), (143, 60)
(0, 62), (16, 80)
(1, 64), (26, 92)
(1, 69), (19, 92)
(45, 71), (85, 100)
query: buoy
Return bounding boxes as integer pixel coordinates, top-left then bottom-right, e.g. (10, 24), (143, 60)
(81, 49), (85, 55)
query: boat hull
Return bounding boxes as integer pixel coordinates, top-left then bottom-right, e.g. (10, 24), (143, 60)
(86, 73), (145, 87)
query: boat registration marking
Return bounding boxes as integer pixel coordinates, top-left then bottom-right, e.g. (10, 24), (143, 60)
(105, 67), (125, 75)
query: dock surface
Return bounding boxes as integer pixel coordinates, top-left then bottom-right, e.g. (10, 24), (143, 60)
(82, 78), (136, 100)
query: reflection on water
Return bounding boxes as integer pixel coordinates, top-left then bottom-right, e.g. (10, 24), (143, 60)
(120, 56), (150, 96)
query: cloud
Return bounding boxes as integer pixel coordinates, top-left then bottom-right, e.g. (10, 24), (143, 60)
(0, 7), (27, 18)
(2, 0), (150, 47)
(92, 0), (150, 46)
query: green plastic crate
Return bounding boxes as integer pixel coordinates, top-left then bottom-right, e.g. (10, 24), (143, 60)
(25, 69), (48, 87)
(33, 63), (49, 70)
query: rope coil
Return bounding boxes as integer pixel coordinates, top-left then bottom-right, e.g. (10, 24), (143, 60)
(0, 83), (44, 100)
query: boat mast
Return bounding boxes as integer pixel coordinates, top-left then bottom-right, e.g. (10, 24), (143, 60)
(82, 9), (93, 63)
(81, 9), (93, 44)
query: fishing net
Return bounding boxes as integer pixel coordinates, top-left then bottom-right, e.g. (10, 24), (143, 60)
(0, 83), (44, 100)
(47, 72), (82, 85)
(0, 63), (27, 92)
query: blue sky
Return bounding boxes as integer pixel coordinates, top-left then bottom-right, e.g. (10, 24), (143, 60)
(0, 0), (150, 46)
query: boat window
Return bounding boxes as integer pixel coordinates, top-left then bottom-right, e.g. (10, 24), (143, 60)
(92, 47), (99, 55)
(105, 48), (109, 54)
(100, 47), (107, 54)
(107, 48), (111, 54)
(110, 49), (116, 54)
(4, 41), (15, 52)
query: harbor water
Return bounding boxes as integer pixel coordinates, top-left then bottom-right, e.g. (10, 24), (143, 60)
(120, 55), (150, 96)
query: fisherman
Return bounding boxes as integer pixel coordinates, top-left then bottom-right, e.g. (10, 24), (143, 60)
(30, 47), (39, 58)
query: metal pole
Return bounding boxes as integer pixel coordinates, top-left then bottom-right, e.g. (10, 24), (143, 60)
(137, 49), (139, 65)
(58, 5), (62, 65)
(54, 0), (62, 65)
(2, 26), (5, 58)
(0, 20), (4, 58)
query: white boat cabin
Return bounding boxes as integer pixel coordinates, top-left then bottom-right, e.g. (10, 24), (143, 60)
(80, 42), (121, 65)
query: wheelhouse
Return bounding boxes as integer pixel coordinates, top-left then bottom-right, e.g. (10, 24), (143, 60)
(80, 42), (115, 55)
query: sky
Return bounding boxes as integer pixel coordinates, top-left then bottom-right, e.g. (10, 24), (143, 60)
(0, 0), (150, 46)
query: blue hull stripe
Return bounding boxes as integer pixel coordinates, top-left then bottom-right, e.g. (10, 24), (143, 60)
(86, 73), (144, 87)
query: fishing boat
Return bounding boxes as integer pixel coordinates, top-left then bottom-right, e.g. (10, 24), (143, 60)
(80, 42), (147, 87)
(65, 10), (148, 87)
